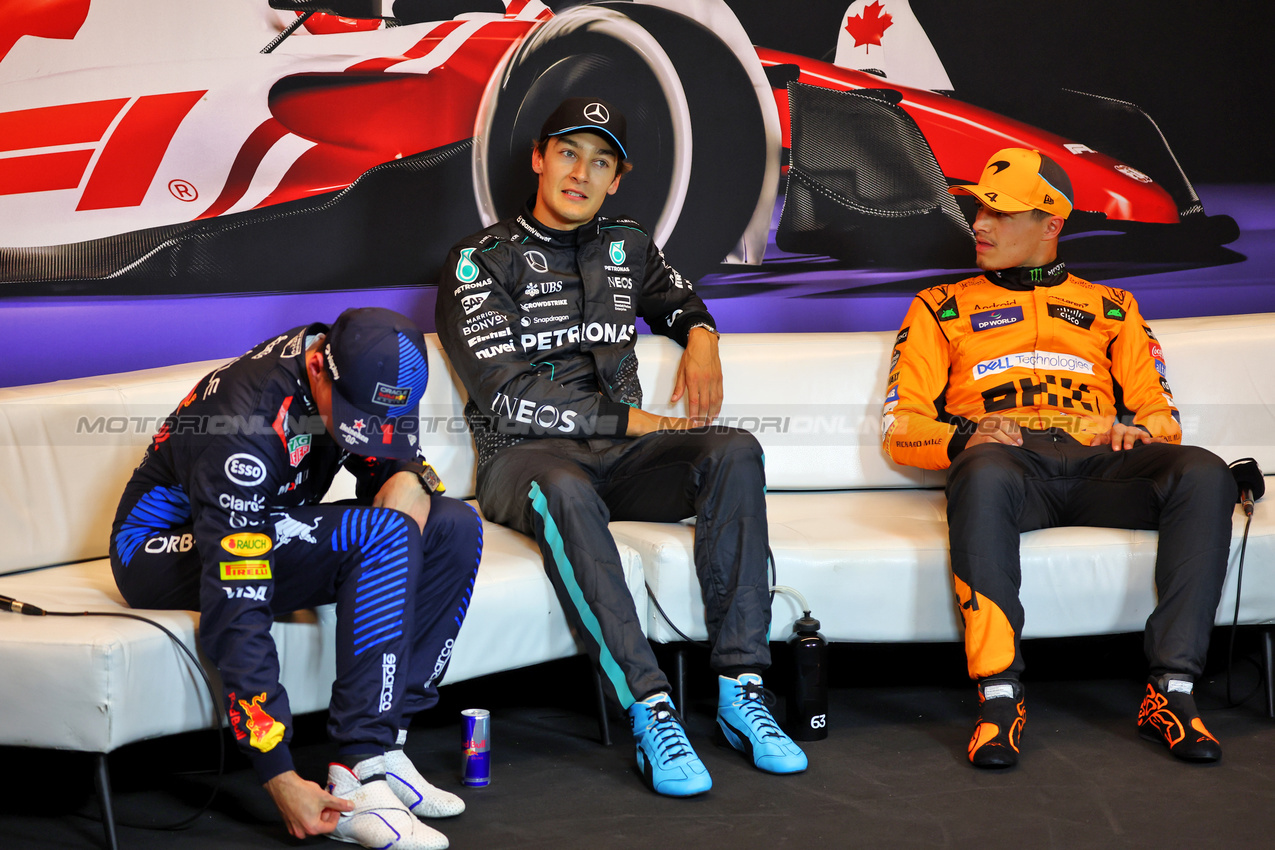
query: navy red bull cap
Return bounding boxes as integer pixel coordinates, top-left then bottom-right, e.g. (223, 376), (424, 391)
(540, 97), (628, 160)
(324, 307), (428, 461)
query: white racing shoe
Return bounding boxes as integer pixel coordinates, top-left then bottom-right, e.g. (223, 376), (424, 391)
(385, 746), (465, 818)
(327, 756), (449, 850)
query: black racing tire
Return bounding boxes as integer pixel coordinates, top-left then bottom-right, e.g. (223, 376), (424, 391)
(473, 2), (770, 280)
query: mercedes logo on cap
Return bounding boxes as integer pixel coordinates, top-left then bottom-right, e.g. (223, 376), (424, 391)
(584, 102), (610, 124)
(524, 250), (549, 274)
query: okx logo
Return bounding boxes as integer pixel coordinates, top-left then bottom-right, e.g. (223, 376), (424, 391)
(456, 247), (479, 283)
(609, 241), (626, 265)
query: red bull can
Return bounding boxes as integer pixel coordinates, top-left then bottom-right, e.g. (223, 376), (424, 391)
(461, 708), (491, 787)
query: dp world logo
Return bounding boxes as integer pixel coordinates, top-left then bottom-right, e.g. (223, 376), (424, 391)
(609, 241), (626, 265)
(524, 250), (548, 274)
(456, 247), (479, 283)
(584, 102), (610, 124)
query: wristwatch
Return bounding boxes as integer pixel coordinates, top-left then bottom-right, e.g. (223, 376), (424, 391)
(414, 463), (446, 494)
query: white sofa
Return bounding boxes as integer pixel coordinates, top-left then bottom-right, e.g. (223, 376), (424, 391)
(2, 314), (1274, 846)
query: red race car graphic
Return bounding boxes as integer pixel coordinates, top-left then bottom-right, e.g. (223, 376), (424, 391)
(0, 0), (1236, 297)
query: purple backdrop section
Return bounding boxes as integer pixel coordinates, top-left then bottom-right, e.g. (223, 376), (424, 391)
(2, 288), (438, 387)
(2, 184), (1273, 388)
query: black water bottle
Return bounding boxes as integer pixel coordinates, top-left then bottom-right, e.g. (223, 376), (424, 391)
(787, 613), (828, 741)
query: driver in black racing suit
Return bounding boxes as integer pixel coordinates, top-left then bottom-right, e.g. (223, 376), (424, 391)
(435, 97), (807, 798)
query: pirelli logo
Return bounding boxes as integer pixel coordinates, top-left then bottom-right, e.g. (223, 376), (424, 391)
(220, 560), (272, 581)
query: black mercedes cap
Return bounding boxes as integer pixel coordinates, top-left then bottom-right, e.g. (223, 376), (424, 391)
(539, 97), (628, 160)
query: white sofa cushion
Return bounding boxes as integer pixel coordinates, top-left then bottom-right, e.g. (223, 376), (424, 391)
(615, 489), (1275, 644)
(0, 519), (643, 751)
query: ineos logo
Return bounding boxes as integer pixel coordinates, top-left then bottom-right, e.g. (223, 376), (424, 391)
(524, 250), (548, 273)
(225, 453), (267, 486)
(584, 102), (610, 124)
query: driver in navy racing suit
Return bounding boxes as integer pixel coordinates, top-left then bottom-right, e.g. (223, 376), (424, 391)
(111, 308), (481, 850)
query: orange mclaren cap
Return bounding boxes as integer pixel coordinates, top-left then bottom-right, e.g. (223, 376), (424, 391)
(949, 148), (1074, 219)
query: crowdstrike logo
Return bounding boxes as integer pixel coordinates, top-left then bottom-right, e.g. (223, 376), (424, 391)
(973, 350), (1095, 379)
(379, 653), (397, 713)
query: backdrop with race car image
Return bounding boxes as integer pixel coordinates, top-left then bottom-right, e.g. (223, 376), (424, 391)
(1, 0), (1273, 386)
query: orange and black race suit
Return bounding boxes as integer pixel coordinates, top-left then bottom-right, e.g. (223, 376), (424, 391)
(884, 263), (1231, 682)
(883, 261), (1180, 471)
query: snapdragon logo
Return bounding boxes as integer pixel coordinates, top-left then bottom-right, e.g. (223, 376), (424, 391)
(379, 653), (397, 713)
(973, 350), (1095, 379)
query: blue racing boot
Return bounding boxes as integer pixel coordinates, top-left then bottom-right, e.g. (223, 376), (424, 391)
(628, 693), (712, 797)
(716, 674), (808, 774)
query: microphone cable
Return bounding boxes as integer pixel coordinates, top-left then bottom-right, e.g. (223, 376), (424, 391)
(645, 545), (796, 644)
(2, 601), (225, 832)
(1225, 506), (1259, 708)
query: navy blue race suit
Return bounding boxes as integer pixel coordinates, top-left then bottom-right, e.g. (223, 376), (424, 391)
(110, 323), (483, 782)
(435, 208), (773, 708)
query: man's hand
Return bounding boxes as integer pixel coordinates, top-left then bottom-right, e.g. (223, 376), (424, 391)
(966, 415), (1024, 449)
(625, 406), (702, 437)
(1091, 421), (1164, 451)
(264, 770), (353, 839)
(373, 470), (432, 533)
(671, 326), (723, 426)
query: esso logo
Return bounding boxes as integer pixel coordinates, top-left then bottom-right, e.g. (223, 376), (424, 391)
(225, 453), (267, 486)
(810, 714), (827, 729)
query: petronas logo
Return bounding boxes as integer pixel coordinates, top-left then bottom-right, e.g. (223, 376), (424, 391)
(456, 247), (479, 283)
(609, 241), (626, 265)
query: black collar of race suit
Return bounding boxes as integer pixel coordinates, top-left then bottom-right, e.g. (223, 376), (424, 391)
(515, 202), (583, 248)
(984, 259), (1068, 291)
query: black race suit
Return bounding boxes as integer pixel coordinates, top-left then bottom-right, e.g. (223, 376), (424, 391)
(110, 324), (483, 782)
(435, 208), (772, 707)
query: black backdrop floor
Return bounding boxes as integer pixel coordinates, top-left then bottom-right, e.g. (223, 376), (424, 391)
(4, 632), (1275, 850)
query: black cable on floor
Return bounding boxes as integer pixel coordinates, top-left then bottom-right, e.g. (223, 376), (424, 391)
(42, 610), (225, 831)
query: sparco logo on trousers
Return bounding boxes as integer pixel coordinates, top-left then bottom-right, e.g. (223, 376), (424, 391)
(225, 453), (267, 486)
(379, 653), (397, 713)
(427, 639), (455, 688)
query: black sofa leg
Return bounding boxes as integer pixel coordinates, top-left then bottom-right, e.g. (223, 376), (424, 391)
(93, 753), (120, 850)
(1263, 628), (1275, 719)
(674, 647), (687, 712)
(590, 663), (612, 746)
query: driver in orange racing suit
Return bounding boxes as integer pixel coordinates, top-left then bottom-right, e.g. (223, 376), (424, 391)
(884, 148), (1234, 767)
